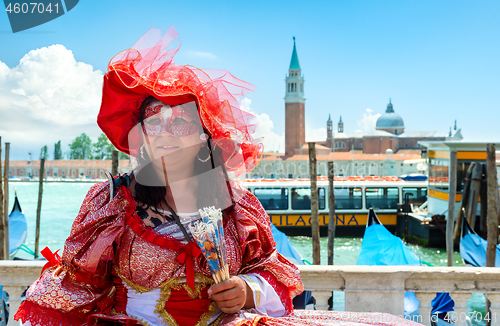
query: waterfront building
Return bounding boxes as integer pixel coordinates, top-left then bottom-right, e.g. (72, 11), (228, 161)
(252, 38), (458, 178)
(244, 149), (426, 179)
(316, 100), (451, 154)
(2, 159), (131, 180)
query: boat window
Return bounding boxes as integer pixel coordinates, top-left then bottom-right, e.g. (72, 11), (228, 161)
(365, 187), (399, 209)
(334, 187), (362, 209)
(402, 187), (427, 205)
(429, 158), (449, 190)
(254, 188), (288, 210)
(291, 188), (325, 210)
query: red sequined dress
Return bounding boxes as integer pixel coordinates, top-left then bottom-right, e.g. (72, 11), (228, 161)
(15, 182), (423, 326)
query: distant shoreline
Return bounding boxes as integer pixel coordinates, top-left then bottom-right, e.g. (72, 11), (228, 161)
(8, 179), (106, 183)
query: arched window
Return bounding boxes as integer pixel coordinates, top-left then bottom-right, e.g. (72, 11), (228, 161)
(335, 141), (346, 149)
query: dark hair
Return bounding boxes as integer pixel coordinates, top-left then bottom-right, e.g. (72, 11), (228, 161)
(133, 96), (234, 219)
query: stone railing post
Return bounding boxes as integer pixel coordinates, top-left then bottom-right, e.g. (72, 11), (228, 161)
(340, 266), (410, 316)
(450, 293), (471, 326)
(311, 291), (332, 311)
(414, 292), (436, 326)
(298, 265), (344, 311)
(487, 293), (500, 326)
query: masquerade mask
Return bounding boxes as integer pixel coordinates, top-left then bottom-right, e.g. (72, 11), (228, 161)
(142, 100), (200, 137)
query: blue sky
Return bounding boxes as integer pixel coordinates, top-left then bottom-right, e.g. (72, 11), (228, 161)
(1, 0), (499, 160)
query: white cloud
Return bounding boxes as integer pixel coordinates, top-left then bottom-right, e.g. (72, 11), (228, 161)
(0, 45), (104, 159)
(356, 108), (381, 133)
(240, 98), (284, 152)
(188, 51), (217, 60)
(306, 127), (327, 142)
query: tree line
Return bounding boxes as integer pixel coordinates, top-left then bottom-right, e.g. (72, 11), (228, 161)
(39, 133), (129, 160)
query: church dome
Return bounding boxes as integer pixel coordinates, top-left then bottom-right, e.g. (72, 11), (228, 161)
(375, 100), (404, 134)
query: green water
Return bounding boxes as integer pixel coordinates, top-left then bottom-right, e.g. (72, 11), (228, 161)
(5, 182), (488, 325)
(7, 181), (93, 258)
(289, 236), (465, 266)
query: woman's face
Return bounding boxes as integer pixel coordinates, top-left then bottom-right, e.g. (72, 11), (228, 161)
(141, 100), (205, 172)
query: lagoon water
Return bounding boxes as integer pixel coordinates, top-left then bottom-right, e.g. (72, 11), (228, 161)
(6, 182), (487, 325)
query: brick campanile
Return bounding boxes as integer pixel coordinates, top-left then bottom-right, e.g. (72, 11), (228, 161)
(284, 37), (305, 157)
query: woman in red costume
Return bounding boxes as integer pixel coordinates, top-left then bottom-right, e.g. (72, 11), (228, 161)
(15, 26), (422, 326)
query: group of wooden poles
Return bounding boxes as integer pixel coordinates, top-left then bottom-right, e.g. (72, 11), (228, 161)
(1, 140), (498, 267)
(447, 144), (500, 267)
(309, 142), (500, 267)
(308, 142), (337, 265)
(0, 136), (45, 260)
(0, 136), (122, 260)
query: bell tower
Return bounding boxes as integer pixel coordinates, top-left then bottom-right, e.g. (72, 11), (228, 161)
(326, 114), (333, 149)
(338, 116), (344, 133)
(285, 37), (305, 157)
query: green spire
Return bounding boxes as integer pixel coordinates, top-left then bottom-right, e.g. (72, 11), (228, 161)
(289, 37), (301, 70)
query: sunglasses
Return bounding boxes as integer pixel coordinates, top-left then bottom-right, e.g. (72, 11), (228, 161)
(141, 101), (201, 137)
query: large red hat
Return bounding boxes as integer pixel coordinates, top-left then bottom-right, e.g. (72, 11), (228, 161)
(97, 26), (263, 175)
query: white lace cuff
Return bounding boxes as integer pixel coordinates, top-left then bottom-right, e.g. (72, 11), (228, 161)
(238, 273), (286, 317)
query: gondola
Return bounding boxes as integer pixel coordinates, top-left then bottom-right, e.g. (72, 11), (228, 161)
(270, 223), (314, 309)
(8, 191), (27, 259)
(1, 192), (27, 325)
(459, 208), (500, 267)
(459, 209), (494, 326)
(358, 208), (454, 325)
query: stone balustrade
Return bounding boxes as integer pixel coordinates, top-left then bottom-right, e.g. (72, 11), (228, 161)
(1, 262), (500, 326)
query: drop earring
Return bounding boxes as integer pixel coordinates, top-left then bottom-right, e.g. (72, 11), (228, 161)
(197, 146), (211, 162)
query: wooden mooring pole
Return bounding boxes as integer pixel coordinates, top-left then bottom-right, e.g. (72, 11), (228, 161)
(453, 164), (473, 246)
(328, 161), (336, 265)
(0, 136), (5, 260)
(480, 163), (488, 239)
(34, 158), (45, 258)
(112, 150), (119, 176)
(447, 151), (457, 266)
(466, 163), (483, 229)
(309, 143), (320, 265)
(486, 144), (498, 267)
(3, 143), (9, 260)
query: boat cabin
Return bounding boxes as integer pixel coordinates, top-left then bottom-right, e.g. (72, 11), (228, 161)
(419, 141), (498, 217)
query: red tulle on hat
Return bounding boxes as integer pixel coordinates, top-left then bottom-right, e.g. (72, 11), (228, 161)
(98, 25), (263, 175)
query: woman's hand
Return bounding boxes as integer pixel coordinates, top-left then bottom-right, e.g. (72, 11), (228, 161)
(208, 276), (255, 314)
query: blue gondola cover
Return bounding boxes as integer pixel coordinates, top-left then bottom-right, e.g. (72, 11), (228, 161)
(358, 209), (453, 318)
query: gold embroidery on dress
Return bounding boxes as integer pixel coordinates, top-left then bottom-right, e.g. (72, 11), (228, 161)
(114, 266), (153, 294)
(114, 266), (220, 325)
(154, 273), (220, 326)
(130, 315), (155, 326)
